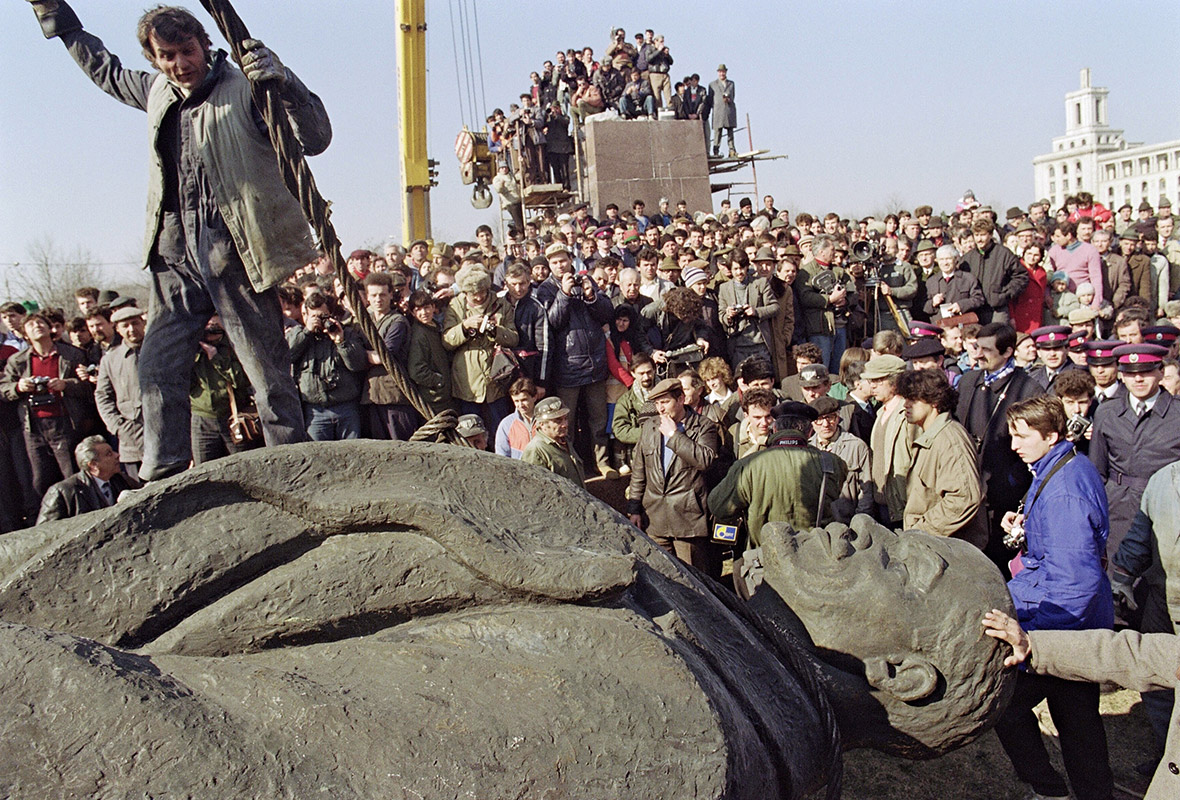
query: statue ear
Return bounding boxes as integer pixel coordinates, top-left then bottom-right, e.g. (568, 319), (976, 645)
(864, 655), (939, 703)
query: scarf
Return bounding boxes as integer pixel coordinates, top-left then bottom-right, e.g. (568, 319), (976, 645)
(983, 357), (1017, 388)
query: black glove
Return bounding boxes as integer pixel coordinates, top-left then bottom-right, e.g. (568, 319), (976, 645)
(28, 0), (82, 40)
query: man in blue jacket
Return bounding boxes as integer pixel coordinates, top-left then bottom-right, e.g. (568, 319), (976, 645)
(541, 243), (617, 478)
(994, 395), (1114, 800)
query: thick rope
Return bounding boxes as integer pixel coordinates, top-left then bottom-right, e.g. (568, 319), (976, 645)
(198, 0), (462, 445)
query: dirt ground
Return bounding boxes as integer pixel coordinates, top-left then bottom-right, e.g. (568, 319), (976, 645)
(835, 688), (1155, 800)
(583, 479), (1159, 800)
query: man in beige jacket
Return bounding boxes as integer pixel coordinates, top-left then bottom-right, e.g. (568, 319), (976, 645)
(896, 369), (988, 548)
(984, 609), (1180, 800)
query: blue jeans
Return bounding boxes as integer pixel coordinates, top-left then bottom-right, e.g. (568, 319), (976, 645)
(140, 257), (304, 478)
(305, 402), (362, 441)
(808, 328), (847, 374)
(619, 94), (656, 119)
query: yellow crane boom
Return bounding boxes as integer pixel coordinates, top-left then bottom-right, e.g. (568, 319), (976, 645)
(396, 0), (434, 243)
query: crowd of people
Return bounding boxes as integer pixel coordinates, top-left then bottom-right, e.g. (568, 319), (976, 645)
(12, 2), (1180, 797)
(6, 185), (1180, 797)
(487, 25), (741, 208)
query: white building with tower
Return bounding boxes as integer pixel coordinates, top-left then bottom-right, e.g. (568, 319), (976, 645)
(1033, 68), (1179, 213)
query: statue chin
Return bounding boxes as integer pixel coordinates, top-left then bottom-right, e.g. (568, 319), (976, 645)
(0, 443), (1013, 797)
(750, 517), (1017, 758)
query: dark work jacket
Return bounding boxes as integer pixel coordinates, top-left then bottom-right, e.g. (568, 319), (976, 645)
(955, 366), (1043, 511)
(625, 408), (720, 540)
(543, 279), (615, 387)
(958, 241), (1027, 321)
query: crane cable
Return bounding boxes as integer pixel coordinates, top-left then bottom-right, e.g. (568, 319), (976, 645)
(448, 0), (488, 129)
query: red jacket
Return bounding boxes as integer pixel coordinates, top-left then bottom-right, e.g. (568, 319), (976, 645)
(1010, 260), (1048, 334)
(1069, 203), (1112, 225)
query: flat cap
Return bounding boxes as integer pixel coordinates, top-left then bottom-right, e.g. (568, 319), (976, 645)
(544, 242), (570, 259)
(862, 354), (906, 379)
(110, 306), (146, 324)
(809, 396), (841, 417)
(647, 377), (685, 402)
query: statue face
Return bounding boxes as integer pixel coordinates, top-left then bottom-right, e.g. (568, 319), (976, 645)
(757, 515), (1013, 755)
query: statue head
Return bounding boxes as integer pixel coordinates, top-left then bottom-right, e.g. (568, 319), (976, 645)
(756, 515), (1014, 756)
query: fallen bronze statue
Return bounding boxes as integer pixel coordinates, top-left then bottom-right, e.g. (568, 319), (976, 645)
(0, 441), (1014, 798)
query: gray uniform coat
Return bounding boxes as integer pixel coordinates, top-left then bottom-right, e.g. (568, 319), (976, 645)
(1090, 391), (1180, 561)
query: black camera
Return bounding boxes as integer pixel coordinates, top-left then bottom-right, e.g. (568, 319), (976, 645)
(1066, 414), (1092, 440)
(85, 364), (99, 376)
(27, 376), (56, 408)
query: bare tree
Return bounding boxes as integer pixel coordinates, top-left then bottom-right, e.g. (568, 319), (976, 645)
(870, 192), (909, 220)
(11, 236), (102, 312)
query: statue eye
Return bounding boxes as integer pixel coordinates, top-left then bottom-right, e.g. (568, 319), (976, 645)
(892, 539), (948, 594)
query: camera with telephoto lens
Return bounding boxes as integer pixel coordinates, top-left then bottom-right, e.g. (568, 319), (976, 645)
(850, 239), (897, 289)
(1066, 414), (1092, 441)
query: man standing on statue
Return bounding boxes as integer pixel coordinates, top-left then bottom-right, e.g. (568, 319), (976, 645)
(25, 1), (331, 480)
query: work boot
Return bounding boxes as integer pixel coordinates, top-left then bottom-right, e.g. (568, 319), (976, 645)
(728, 148), (739, 158)
(598, 462), (621, 480)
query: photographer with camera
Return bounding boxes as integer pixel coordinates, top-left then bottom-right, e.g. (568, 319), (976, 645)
(718, 252), (778, 370)
(286, 293), (369, 441)
(0, 312), (95, 498)
(995, 395), (1114, 800)
(798, 235), (856, 373)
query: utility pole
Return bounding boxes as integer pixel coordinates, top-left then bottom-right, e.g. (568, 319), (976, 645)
(396, 0), (435, 244)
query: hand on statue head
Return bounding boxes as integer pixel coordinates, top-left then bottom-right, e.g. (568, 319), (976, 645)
(981, 609), (1029, 668)
(240, 39), (287, 86)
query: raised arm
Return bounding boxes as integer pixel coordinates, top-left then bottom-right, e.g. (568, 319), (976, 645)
(28, 1), (154, 111)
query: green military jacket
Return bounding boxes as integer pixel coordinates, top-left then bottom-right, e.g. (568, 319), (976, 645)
(707, 431), (846, 547)
(521, 432), (585, 487)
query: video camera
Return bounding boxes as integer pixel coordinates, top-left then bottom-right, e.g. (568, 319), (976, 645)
(850, 240), (894, 288)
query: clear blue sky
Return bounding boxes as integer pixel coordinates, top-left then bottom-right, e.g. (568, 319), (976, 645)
(2, 0), (1178, 289)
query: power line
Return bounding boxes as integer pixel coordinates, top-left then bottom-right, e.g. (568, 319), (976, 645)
(470, 0), (489, 123)
(457, 0), (478, 127)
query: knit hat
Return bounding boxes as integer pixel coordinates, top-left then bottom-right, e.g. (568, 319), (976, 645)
(682, 266), (708, 288)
